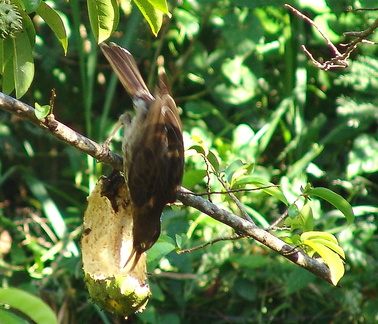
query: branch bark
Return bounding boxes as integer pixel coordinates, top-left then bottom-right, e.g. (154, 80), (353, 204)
(0, 92), (123, 170)
(285, 4), (378, 71)
(0, 91), (334, 285)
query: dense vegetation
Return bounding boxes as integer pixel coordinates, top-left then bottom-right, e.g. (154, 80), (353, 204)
(1, 0), (377, 323)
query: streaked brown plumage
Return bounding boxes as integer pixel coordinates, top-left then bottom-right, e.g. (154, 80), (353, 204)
(100, 43), (184, 270)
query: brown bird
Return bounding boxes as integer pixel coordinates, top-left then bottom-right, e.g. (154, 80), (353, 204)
(100, 42), (184, 270)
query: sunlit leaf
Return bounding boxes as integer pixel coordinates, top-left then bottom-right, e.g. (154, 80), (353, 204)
(24, 173), (78, 256)
(21, 0), (41, 13)
(0, 288), (58, 324)
(13, 29), (34, 98)
(133, 0), (164, 36)
(182, 169), (207, 188)
(87, 0), (119, 43)
(287, 203), (299, 219)
(146, 0), (169, 14)
(188, 144), (206, 155)
(1, 38), (15, 94)
(174, 8), (199, 38)
(214, 57), (257, 105)
(299, 204), (314, 231)
(36, 2), (68, 54)
(302, 240), (345, 285)
(347, 134), (378, 179)
(207, 150), (220, 173)
(175, 234), (183, 249)
(34, 103), (51, 120)
(16, 2), (36, 46)
(233, 175), (288, 205)
(301, 231), (339, 244)
(308, 238), (345, 259)
(224, 160), (245, 184)
(0, 308), (29, 324)
(306, 187), (355, 225)
(147, 234), (176, 268)
(287, 143), (324, 179)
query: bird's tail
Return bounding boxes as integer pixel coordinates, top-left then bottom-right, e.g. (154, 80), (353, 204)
(100, 42), (153, 101)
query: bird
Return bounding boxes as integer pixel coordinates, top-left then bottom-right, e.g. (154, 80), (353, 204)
(100, 42), (184, 270)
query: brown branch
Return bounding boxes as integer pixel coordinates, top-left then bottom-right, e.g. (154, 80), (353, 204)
(178, 188), (334, 285)
(0, 92), (123, 171)
(0, 92), (334, 285)
(177, 234), (246, 254)
(189, 185), (280, 196)
(285, 4), (378, 71)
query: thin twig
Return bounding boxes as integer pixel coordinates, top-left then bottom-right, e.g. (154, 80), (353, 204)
(217, 175), (254, 224)
(187, 185), (280, 196)
(200, 153), (213, 202)
(285, 4), (378, 71)
(286, 4), (341, 54)
(178, 188), (334, 285)
(267, 195), (302, 231)
(177, 234), (246, 254)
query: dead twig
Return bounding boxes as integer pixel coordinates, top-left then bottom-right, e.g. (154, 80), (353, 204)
(285, 4), (378, 71)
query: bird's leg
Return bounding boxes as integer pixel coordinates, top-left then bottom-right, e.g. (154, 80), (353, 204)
(102, 112), (132, 150)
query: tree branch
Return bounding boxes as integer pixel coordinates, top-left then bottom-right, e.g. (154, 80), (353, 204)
(0, 91), (334, 285)
(0, 92), (123, 170)
(285, 4), (378, 71)
(178, 188), (333, 285)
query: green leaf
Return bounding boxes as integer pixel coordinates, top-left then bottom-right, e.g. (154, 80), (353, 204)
(207, 150), (220, 173)
(13, 0), (36, 47)
(24, 173), (78, 256)
(300, 231), (345, 259)
(302, 240), (345, 285)
(34, 103), (51, 120)
(175, 234), (183, 249)
(286, 204), (314, 232)
(36, 1), (68, 54)
(146, 0), (169, 15)
(133, 0), (165, 36)
(301, 231), (339, 244)
(182, 169), (207, 188)
(287, 203), (299, 219)
(0, 308), (29, 324)
(225, 159), (245, 184)
(347, 134), (378, 179)
(87, 0), (119, 43)
(188, 144), (206, 155)
(147, 234), (176, 268)
(214, 57), (257, 105)
(299, 204), (314, 231)
(0, 288), (58, 324)
(21, 0), (41, 13)
(305, 187), (355, 225)
(185, 100), (216, 119)
(229, 254), (272, 268)
(174, 7), (199, 38)
(287, 143), (324, 179)
(309, 238), (345, 259)
(13, 29), (34, 98)
(234, 278), (257, 301)
(1, 38), (15, 94)
(233, 175), (288, 205)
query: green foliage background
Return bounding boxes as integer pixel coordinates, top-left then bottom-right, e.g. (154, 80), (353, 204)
(1, 0), (378, 323)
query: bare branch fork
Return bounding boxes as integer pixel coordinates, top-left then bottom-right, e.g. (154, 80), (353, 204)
(285, 4), (378, 71)
(0, 91), (334, 285)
